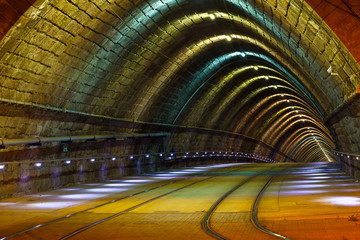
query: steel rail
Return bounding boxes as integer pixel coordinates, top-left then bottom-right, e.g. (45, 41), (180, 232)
(3, 163), (241, 240)
(0, 177), (184, 240)
(3, 163), (239, 239)
(201, 170), (266, 239)
(58, 166), (243, 240)
(250, 175), (292, 240)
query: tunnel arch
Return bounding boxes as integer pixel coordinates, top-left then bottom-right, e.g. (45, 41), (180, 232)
(0, 0), (359, 166)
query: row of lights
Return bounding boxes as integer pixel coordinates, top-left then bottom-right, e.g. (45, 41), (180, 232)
(335, 153), (360, 160)
(0, 152), (276, 170)
(168, 151), (275, 162)
(0, 157), (119, 170)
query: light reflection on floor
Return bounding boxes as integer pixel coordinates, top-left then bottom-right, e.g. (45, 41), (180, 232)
(281, 190), (328, 195)
(85, 188), (128, 193)
(0, 163), (243, 210)
(2, 163), (358, 213)
(122, 179), (153, 183)
(282, 184), (330, 189)
(0, 202), (16, 206)
(60, 194), (108, 199)
(280, 164), (360, 209)
(102, 183), (134, 187)
(318, 196), (360, 206)
(25, 201), (78, 209)
(305, 176), (345, 179)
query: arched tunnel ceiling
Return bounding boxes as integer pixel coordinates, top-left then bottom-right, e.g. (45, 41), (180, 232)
(0, 0), (359, 162)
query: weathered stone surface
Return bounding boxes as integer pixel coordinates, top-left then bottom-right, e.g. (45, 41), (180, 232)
(0, 0), (358, 196)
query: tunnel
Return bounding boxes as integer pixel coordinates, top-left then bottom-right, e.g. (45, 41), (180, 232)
(0, 0), (360, 239)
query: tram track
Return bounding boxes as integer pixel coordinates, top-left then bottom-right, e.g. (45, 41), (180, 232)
(2, 164), (291, 240)
(58, 165), (255, 240)
(1, 164), (244, 240)
(202, 167), (291, 240)
(202, 170), (267, 239)
(250, 175), (292, 240)
(0, 180), (183, 240)
(58, 165), (282, 240)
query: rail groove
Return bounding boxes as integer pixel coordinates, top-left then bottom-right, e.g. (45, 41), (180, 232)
(202, 171), (266, 239)
(250, 175), (292, 240)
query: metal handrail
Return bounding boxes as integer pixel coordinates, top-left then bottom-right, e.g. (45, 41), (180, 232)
(0, 150), (276, 166)
(0, 133), (170, 148)
(333, 150), (360, 159)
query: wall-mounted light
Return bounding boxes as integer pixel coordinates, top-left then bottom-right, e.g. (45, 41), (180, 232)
(159, 153), (163, 157)
(0, 165), (4, 170)
(35, 163), (42, 167)
(112, 157), (116, 161)
(90, 159), (95, 162)
(327, 66), (338, 76)
(66, 160), (71, 164)
(146, 154), (150, 158)
(130, 156), (134, 159)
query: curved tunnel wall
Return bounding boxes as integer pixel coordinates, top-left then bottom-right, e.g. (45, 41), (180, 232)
(0, 0), (359, 168)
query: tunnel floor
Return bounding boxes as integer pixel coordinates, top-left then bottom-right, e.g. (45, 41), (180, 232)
(1, 162), (360, 240)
